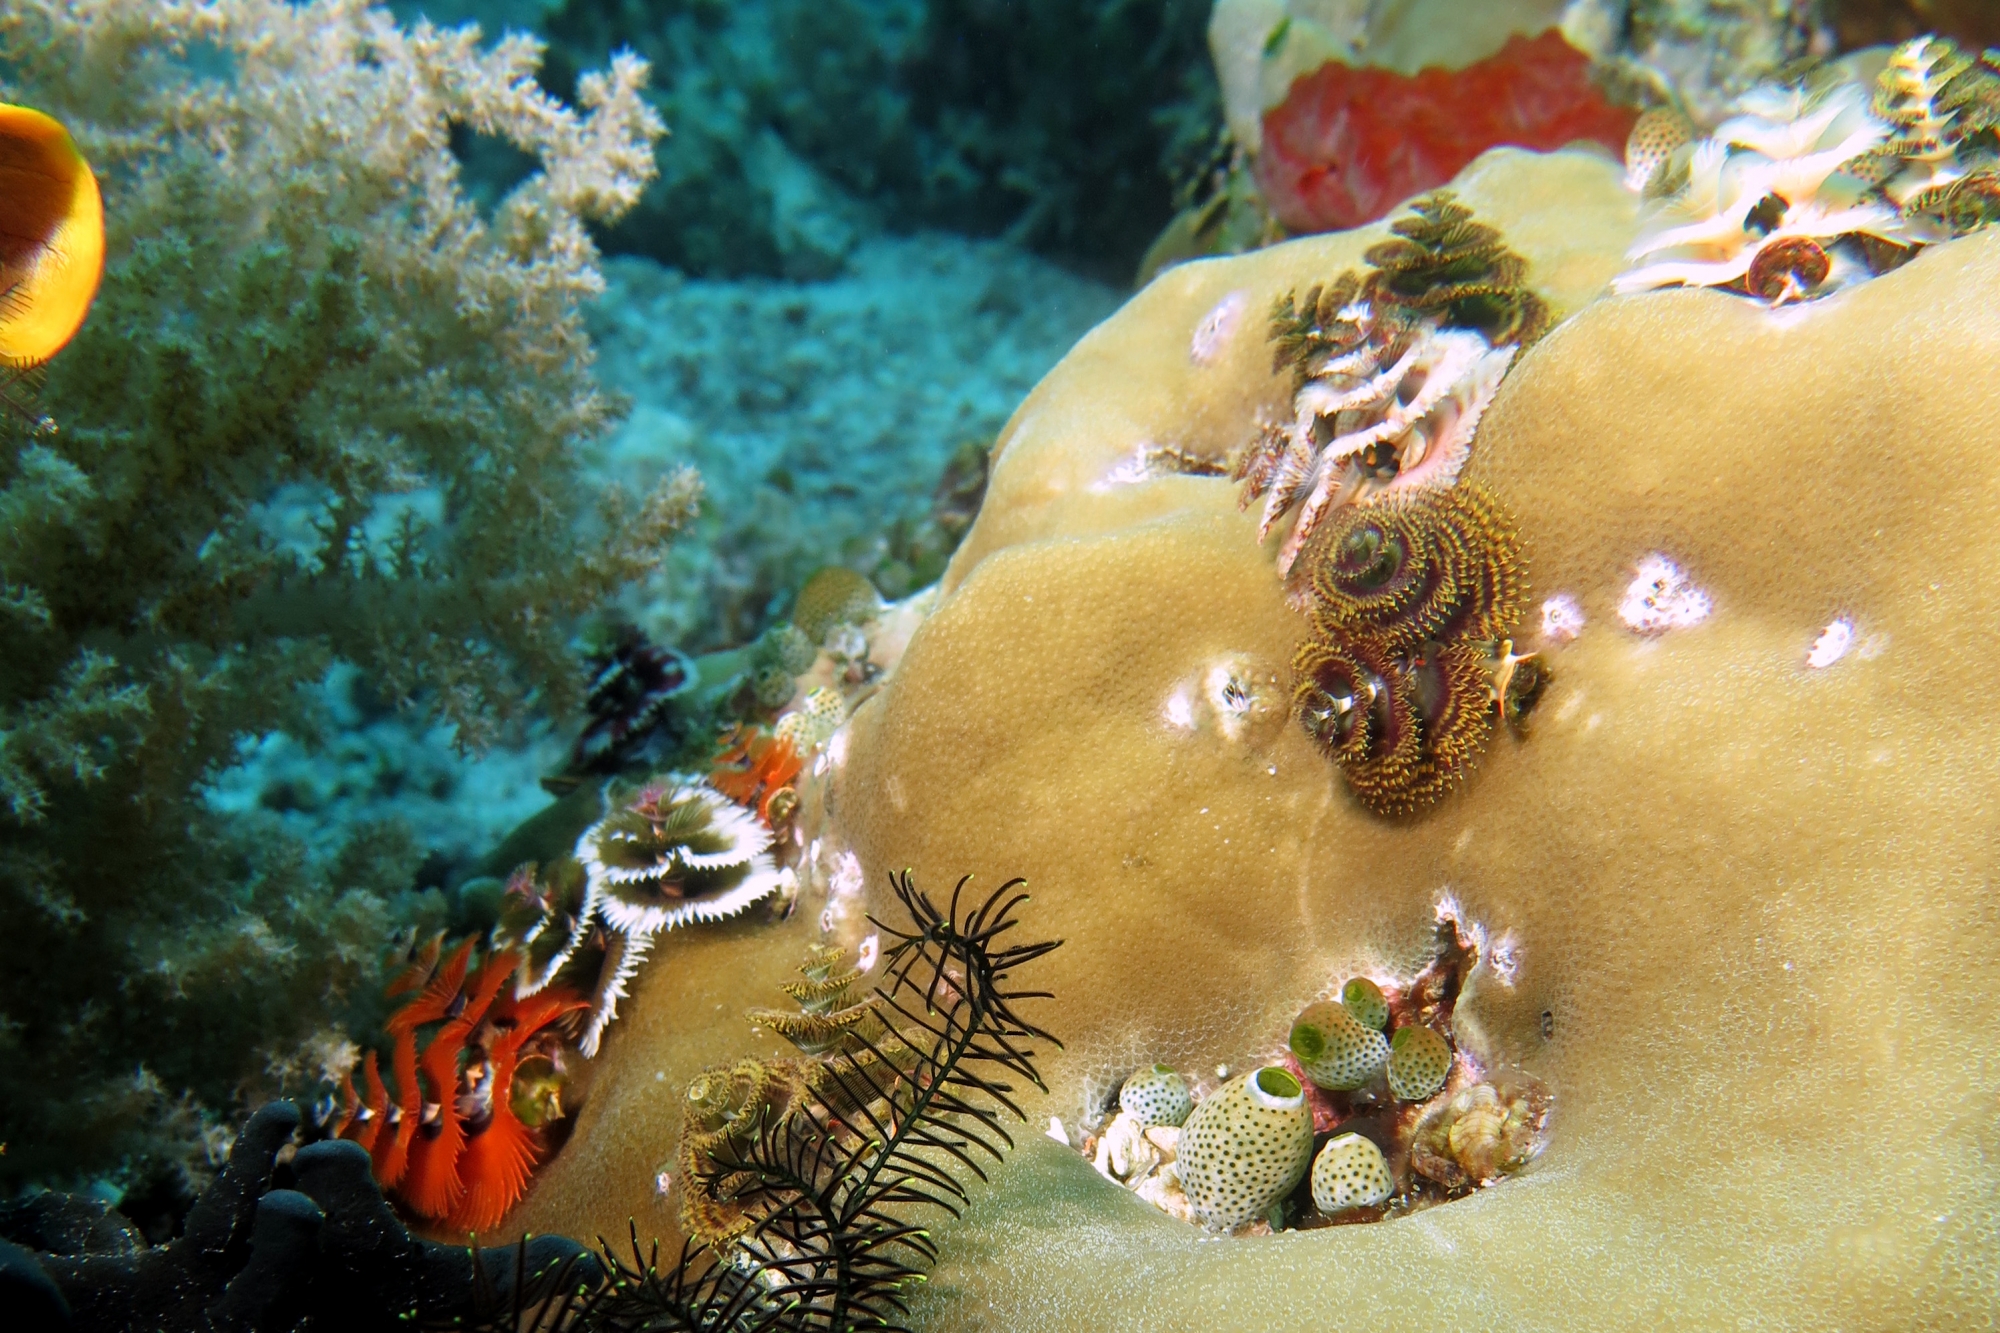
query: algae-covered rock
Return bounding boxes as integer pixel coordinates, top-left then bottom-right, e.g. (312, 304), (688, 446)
(515, 147), (2000, 1330)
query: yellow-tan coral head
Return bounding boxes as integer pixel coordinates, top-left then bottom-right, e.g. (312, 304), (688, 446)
(0, 103), (104, 369)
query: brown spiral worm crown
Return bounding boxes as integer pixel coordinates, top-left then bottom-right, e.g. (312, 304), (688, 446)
(1293, 483), (1527, 814)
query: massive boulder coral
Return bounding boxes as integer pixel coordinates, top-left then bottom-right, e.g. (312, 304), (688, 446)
(514, 147), (1998, 1328)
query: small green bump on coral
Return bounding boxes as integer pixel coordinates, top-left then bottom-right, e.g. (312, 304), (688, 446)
(1310, 1132), (1394, 1215)
(1119, 1064), (1193, 1128)
(792, 566), (882, 643)
(1340, 977), (1389, 1031)
(1289, 1000), (1389, 1090)
(1387, 1025), (1453, 1101)
(751, 663), (797, 709)
(764, 622), (819, 676)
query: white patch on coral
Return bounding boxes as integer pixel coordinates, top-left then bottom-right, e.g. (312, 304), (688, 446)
(855, 932), (880, 973)
(1204, 663), (1256, 740)
(1619, 554), (1712, 632)
(1540, 594), (1586, 643)
(1435, 890), (1492, 966)
(1807, 618), (1856, 669)
(830, 850), (864, 902)
(1487, 933), (1522, 986)
(1163, 688), (1196, 730)
(1090, 442), (1176, 492)
(1190, 290), (1248, 365)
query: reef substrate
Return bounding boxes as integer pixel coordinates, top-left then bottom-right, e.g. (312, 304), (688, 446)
(508, 146), (1999, 1330)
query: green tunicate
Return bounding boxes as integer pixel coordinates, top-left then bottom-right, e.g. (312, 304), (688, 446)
(752, 663), (797, 708)
(1311, 1132), (1394, 1214)
(1289, 1000), (1389, 1090)
(1341, 977), (1390, 1031)
(759, 622), (818, 676)
(1387, 1025), (1453, 1101)
(1118, 1063), (1193, 1128)
(1176, 1067), (1314, 1231)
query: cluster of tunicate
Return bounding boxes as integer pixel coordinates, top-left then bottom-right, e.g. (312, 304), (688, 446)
(1291, 979), (1455, 1104)
(1072, 931), (1547, 1233)
(1176, 1067), (1316, 1231)
(1293, 483), (1531, 814)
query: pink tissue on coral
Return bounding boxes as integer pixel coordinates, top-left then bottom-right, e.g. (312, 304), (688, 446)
(1256, 30), (1638, 234)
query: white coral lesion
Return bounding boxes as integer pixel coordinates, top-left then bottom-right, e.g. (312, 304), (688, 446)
(1245, 306), (1514, 576)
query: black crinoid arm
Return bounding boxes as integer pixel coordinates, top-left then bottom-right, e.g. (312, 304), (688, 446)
(576, 871), (1062, 1333)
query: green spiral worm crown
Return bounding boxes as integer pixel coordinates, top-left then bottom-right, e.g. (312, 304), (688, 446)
(1361, 189), (1551, 347)
(1176, 1067), (1315, 1231)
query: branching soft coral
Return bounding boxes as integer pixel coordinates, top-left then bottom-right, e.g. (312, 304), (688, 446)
(0, 0), (679, 1196)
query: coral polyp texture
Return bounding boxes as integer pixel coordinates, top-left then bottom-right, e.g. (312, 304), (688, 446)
(508, 149), (1998, 1331)
(1240, 192), (1540, 576)
(334, 938), (587, 1235)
